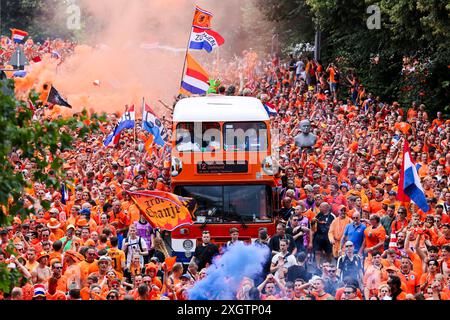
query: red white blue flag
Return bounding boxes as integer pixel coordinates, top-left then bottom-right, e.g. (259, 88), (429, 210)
(189, 27), (224, 53)
(397, 140), (430, 212)
(103, 105), (135, 147)
(11, 29), (28, 43)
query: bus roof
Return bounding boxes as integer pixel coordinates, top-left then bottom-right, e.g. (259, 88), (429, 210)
(173, 96), (269, 122)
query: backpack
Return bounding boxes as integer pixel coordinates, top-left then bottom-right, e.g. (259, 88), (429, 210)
(124, 236), (144, 255)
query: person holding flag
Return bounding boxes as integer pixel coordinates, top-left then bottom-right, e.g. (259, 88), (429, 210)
(142, 100), (168, 147)
(104, 105), (135, 147)
(397, 139), (430, 214)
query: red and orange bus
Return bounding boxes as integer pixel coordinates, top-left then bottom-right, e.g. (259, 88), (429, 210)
(168, 96), (279, 263)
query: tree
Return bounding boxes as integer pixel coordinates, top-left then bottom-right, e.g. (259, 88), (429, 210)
(256, 0), (316, 52)
(260, 0), (450, 114)
(0, 78), (104, 293)
(1, 0), (82, 41)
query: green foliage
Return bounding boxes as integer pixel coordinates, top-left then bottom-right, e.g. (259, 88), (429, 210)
(261, 0), (450, 114)
(256, 0), (315, 50)
(0, 79), (103, 224)
(1, 0), (82, 41)
(0, 78), (104, 292)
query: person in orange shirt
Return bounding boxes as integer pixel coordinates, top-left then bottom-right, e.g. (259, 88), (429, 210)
(436, 223), (450, 247)
(419, 259), (440, 292)
(328, 205), (352, 258)
(79, 207), (98, 233)
(107, 236), (126, 279)
(47, 218), (65, 242)
(406, 102), (418, 121)
(48, 260), (68, 293)
(423, 177), (436, 197)
(397, 256), (420, 295)
(80, 279), (101, 300)
(66, 205), (81, 228)
(369, 188), (385, 214)
(311, 277), (334, 300)
(363, 214), (386, 255)
(97, 213), (117, 237)
(363, 251), (388, 299)
(144, 263), (163, 290)
(110, 200), (130, 237)
(79, 247), (99, 288)
(430, 111), (445, 131)
(427, 276), (448, 300)
(381, 248), (401, 270)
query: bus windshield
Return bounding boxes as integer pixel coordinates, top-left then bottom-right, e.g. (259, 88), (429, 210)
(174, 185), (272, 223)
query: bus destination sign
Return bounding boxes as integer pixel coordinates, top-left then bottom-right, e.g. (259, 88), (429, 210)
(197, 161), (248, 174)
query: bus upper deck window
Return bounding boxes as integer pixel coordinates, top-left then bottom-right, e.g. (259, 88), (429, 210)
(223, 122), (267, 151)
(176, 123), (200, 152)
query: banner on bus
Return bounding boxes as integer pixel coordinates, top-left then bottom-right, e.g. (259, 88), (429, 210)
(127, 190), (197, 231)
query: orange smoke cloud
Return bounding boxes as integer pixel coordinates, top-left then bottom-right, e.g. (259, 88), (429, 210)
(21, 0), (254, 115)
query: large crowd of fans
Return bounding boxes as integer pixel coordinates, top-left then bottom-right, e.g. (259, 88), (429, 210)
(0, 38), (449, 300)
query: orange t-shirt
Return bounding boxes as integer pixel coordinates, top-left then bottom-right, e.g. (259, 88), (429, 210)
(436, 236), (450, 247)
(398, 271), (420, 295)
(419, 272), (437, 291)
(408, 252), (424, 279)
(364, 225), (386, 253)
(369, 199), (383, 214)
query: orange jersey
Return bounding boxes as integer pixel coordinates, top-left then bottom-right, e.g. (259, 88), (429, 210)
(398, 271), (420, 295)
(364, 225), (386, 253)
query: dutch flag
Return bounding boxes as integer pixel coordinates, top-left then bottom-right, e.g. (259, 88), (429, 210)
(180, 53), (210, 96)
(103, 105), (135, 147)
(189, 27), (224, 53)
(11, 29), (28, 43)
(263, 102), (278, 116)
(397, 140), (430, 213)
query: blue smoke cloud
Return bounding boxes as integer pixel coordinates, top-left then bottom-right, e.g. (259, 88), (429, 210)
(187, 242), (270, 300)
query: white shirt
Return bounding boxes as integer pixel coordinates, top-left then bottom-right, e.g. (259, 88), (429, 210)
(271, 251), (297, 278)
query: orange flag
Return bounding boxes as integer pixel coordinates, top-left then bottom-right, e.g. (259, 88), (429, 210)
(164, 256), (177, 272)
(145, 135), (154, 155)
(127, 190), (197, 231)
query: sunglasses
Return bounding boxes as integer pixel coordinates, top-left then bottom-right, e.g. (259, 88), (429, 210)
(345, 245), (354, 248)
(344, 291), (354, 294)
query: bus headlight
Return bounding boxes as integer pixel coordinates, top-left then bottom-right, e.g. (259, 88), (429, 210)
(183, 239), (194, 251)
(171, 157), (183, 177)
(262, 156), (274, 175)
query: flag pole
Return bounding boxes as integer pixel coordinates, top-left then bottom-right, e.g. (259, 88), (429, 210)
(135, 99), (139, 146)
(179, 7), (197, 94)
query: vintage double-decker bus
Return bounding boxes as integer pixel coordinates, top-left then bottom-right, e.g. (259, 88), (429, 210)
(168, 96), (279, 263)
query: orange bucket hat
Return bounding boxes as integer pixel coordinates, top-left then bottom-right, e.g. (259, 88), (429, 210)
(47, 218), (61, 229)
(76, 218), (89, 228)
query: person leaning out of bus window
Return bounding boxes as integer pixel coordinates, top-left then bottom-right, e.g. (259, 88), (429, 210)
(224, 228), (244, 249)
(190, 230), (219, 271)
